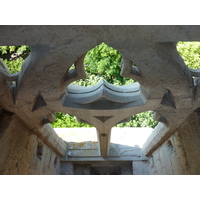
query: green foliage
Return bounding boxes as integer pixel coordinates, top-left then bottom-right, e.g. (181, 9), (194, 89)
(5, 42), (200, 129)
(0, 45), (30, 74)
(51, 113), (92, 128)
(177, 41), (200, 69)
(51, 111), (157, 128)
(0, 45), (30, 57)
(0, 46), (9, 54)
(52, 43), (156, 128)
(0, 43), (157, 128)
(0, 46), (17, 54)
(116, 111), (158, 128)
(3, 58), (24, 74)
(73, 74), (103, 86)
(84, 43), (133, 86)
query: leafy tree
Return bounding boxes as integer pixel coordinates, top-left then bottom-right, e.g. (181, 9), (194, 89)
(84, 43), (132, 86)
(176, 41), (200, 69)
(116, 111), (158, 128)
(53, 113), (92, 128)
(0, 45), (30, 74)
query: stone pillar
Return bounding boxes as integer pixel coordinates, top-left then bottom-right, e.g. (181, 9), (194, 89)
(132, 161), (150, 175)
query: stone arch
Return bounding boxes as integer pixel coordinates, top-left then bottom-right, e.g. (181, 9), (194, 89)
(1, 26), (200, 174)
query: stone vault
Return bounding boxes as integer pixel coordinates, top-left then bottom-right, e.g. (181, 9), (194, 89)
(1, 25), (200, 174)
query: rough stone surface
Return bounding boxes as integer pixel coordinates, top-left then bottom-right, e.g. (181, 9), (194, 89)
(61, 161), (133, 175)
(0, 114), (60, 175)
(1, 25), (200, 174)
(147, 112), (200, 175)
(73, 164), (91, 175)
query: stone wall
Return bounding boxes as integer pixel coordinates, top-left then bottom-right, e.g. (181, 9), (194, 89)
(0, 111), (61, 175)
(148, 112), (200, 175)
(61, 161), (149, 175)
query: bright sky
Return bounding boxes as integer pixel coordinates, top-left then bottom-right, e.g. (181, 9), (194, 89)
(55, 127), (153, 148)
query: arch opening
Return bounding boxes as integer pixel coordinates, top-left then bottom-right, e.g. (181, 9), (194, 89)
(52, 42), (157, 130)
(72, 42), (135, 86)
(176, 41), (200, 70)
(51, 110), (158, 129)
(0, 45), (30, 74)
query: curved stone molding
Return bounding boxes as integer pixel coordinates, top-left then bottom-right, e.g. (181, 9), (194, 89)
(189, 68), (200, 77)
(1, 26), (200, 161)
(63, 81), (148, 109)
(60, 54), (86, 91)
(62, 80), (148, 157)
(120, 55), (143, 82)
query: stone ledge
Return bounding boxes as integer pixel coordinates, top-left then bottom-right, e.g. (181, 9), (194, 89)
(62, 156), (148, 162)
